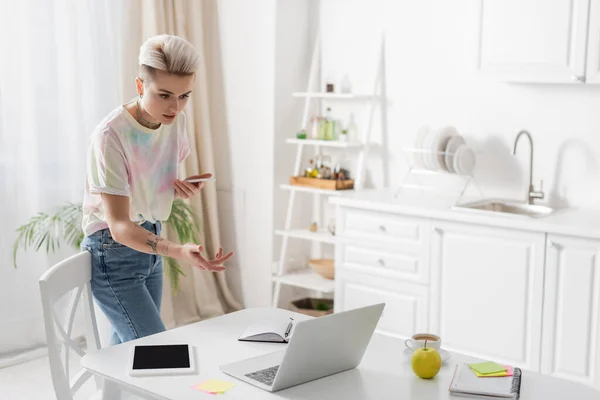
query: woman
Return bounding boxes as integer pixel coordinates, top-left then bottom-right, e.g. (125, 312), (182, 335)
(81, 34), (232, 345)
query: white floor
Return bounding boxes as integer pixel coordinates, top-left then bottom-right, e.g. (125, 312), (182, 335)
(0, 352), (150, 400)
(0, 353), (96, 400)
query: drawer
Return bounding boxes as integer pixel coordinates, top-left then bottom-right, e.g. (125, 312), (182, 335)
(339, 208), (427, 247)
(335, 269), (429, 339)
(341, 245), (427, 283)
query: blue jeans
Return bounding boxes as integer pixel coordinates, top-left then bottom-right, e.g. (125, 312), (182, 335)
(81, 221), (165, 345)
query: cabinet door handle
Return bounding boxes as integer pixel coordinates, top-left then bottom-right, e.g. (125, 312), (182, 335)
(549, 241), (563, 250)
(378, 225), (387, 233)
(377, 259), (385, 267)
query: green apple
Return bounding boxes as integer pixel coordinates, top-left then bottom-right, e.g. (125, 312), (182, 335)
(411, 341), (442, 379)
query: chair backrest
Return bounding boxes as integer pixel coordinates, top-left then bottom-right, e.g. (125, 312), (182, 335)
(39, 251), (101, 400)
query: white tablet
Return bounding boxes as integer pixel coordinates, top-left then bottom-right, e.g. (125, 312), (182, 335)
(129, 344), (195, 377)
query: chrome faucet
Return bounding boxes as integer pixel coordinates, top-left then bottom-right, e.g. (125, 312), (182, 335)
(513, 130), (544, 204)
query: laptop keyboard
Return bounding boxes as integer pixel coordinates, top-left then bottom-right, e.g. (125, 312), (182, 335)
(245, 365), (280, 386)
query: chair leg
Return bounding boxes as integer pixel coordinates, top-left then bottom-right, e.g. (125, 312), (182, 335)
(101, 379), (122, 400)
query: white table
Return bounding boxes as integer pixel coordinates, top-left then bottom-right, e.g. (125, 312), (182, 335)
(82, 307), (600, 399)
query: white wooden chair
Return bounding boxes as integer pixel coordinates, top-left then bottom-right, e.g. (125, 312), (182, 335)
(39, 251), (103, 400)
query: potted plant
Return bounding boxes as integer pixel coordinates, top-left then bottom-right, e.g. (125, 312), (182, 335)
(12, 199), (200, 292)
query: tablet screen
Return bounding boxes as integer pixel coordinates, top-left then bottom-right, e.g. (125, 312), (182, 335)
(132, 344), (191, 370)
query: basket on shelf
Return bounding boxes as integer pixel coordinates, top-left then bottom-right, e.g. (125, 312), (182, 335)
(290, 176), (354, 190)
(290, 298), (334, 317)
(309, 258), (335, 280)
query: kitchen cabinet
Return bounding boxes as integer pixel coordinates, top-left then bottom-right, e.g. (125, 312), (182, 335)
(334, 207), (432, 338)
(541, 234), (600, 389)
(334, 268), (429, 339)
(429, 222), (546, 371)
(586, 0), (600, 83)
(331, 190), (600, 389)
(336, 208), (431, 284)
(478, 0), (591, 83)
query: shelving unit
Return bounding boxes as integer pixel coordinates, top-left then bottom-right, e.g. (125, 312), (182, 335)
(278, 184), (349, 196)
(272, 269), (335, 293)
(272, 33), (387, 307)
(285, 138), (363, 149)
(292, 92), (377, 100)
(274, 229), (338, 244)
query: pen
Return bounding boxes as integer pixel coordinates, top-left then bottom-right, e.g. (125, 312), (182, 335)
(284, 317), (294, 338)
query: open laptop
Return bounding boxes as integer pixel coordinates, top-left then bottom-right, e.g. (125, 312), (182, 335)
(220, 303), (384, 392)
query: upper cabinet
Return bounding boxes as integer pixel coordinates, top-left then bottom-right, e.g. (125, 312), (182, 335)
(586, 0), (600, 83)
(478, 0), (595, 83)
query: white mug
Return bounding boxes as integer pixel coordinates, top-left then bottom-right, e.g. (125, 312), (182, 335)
(404, 333), (441, 352)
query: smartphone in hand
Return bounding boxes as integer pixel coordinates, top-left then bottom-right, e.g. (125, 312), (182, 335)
(186, 177), (216, 183)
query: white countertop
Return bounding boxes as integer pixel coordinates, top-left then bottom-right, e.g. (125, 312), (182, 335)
(330, 189), (600, 240)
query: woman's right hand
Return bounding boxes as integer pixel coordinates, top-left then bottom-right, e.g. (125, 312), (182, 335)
(179, 244), (233, 271)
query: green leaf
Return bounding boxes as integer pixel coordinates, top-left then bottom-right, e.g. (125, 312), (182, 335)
(35, 232), (49, 252)
(12, 199), (202, 295)
(166, 200), (200, 245)
(163, 256), (186, 294)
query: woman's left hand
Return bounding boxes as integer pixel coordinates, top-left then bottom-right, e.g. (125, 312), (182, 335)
(173, 173), (212, 199)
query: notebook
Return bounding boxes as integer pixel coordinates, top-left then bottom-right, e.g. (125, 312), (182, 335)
(238, 317), (294, 343)
(449, 363), (522, 399)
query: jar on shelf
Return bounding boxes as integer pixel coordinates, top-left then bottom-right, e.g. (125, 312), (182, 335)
(309, 116), (324, 139)
(320, 108), (336, 140)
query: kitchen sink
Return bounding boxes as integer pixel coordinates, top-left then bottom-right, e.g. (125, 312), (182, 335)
(453, 199), (555, 218)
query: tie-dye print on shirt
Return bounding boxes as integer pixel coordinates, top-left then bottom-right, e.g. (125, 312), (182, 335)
(82, 105), (190, 236)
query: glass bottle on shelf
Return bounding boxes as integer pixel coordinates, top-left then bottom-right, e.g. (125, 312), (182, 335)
(320, 107), (335, 140)
(345, 113), (359, 143)
(305, 159), (318, 178)
(340, 74), (352, 94)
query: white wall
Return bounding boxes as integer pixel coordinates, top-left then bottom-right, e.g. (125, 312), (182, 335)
(317, 0), (600, 209)
(215, 0), (276, 307)
(225, 0), (600, 307)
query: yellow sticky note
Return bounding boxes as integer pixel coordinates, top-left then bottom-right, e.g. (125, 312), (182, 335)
(473, 365), (513, 377)
(469, 361), (507, 375)
(193, 380), (235, 394)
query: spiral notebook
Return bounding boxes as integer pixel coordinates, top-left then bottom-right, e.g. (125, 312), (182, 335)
(237, 317), (294, 343)
(449, 363), (522, 399)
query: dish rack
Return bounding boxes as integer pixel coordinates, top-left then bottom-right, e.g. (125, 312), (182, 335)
(394, 147), (483, 203)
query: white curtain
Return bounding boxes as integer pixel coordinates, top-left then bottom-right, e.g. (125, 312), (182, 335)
(0, 0), (122, 362)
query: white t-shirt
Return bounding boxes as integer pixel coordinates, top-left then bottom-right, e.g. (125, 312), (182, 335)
(82, 105), (190, 236)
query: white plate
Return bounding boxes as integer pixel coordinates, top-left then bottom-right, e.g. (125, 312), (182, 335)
(421, 127), (438, 170)
(403, 347), (452, 363)
(444, 135), (466, 173)
(432, 126), (459, 171)
(413, 126), (431, 169)
(453, 145), (476, 175)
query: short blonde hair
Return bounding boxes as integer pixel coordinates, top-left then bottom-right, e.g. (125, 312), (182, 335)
(138, 34), (200, 80)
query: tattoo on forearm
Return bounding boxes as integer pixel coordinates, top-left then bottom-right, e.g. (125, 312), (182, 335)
(146, 235), (164, 254)
(131, 223), (168, 256)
